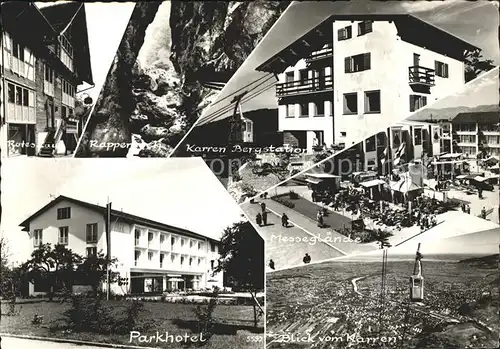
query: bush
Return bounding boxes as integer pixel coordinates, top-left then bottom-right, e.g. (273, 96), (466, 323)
(288, 190), (299, 200)
(273, 196), (295, 209)
(52, 296), (153, 335)
(192, 288), (220, 346)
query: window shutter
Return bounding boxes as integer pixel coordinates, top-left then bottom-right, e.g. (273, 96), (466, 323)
(364, 53), (371, 70)
(434, 61), (439, 75)
(423, 96), (427, 106)
(344, 57), (351, 73)
(338, 29), (344, 40)
(409, 95), (415, 112)
(444, 64), (449, 78)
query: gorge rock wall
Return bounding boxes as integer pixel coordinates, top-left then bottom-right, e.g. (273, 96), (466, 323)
(78, 1), (290, 157)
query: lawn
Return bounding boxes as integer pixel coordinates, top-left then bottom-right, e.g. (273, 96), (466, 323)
(0, 300), (264, 348)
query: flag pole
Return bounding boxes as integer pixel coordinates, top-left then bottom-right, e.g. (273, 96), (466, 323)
(105, 199), (111, 301)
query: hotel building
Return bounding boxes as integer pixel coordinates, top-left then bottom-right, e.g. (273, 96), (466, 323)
(0, 1), (93, 157)
(20, 196), (224, 296)
(256, 14), (478, 153)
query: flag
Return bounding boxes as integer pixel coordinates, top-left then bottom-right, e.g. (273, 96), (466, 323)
(380, 147), (388, 165)
(393, 142), (406, 166)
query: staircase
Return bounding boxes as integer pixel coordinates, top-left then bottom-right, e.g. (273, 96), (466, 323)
(39, 122), (64, 157)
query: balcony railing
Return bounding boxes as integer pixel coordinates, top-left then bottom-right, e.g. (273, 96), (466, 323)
(306, 45), (333, 63)
(277, 75), (333, 98)
(408, 66), (435, 86)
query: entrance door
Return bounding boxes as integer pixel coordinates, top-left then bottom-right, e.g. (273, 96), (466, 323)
(413, 53), (420, 67)
(47, 99), (55, 130)
(26, 125), (36, 156)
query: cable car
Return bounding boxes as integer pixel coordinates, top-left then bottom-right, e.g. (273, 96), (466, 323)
(410, 275), (424, 302)
(410, 246), (424, 302)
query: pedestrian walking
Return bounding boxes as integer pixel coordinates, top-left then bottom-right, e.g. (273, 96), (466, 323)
(269, 259), (275, 270)
(478, 188), (483, 199)
(481, 207), (487, 219)
(281, 213), (289, 227)
(303, 253), (311, 264)
(256, 213), (262, 226)
(262, 211), (268, 226)
(317, 210), (324, 228)
(260, 202), (266, 213)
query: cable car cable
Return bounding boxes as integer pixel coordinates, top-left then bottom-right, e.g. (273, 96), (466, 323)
(199, 77), (277, 125)
(204, 73), (275, 109)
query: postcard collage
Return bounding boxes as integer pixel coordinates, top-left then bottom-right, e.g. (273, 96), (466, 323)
(0, 1), (499, 349)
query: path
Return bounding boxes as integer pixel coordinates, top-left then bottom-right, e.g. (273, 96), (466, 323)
(242, 202), (345, 270)
(351, 277), (365, 296)
(0, 336), (109, 349)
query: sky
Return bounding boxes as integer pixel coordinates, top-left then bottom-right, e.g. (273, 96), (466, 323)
(1, 158), (247, 264)
(137, 1), (172, 69)
(409, 67), (499, 119)
(335, 227), (499, 262)
(198, 0), (499, 125)
(36, 2), (135, 101)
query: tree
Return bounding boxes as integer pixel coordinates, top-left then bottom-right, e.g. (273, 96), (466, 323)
(214, 221), (264, 328)
(76, 252), (118, 298)
(23, 244), (82, 301)
(464, 49), (495, 82)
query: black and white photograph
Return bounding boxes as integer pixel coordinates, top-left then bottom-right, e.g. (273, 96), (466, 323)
(170, 0), (498, 203)
(0, 158), (265, 349)
(266, 228), (499, 349)
(74, 1), (289, 158)
(241, 66), (499, 271)
(0, 1), (134, 158)
(1, 1), (499, 349)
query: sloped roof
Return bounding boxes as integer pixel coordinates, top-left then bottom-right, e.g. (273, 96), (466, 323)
(40, 2), (94, 85)
(256, 14), (478, 73)
(1, 2), (93, 85)
(39, 2), (82, 33)
(452, 111), (500, 124)
(19, 195), (219, 242)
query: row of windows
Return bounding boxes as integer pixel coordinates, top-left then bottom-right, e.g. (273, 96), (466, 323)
(485, 135), (500, 144)
(343, 90), (381, 114)
(479, 124), (500, 132)
(286, 100), (326, 117)
(338, 21), (373, 41)
(285, 66), (329, 84)
(134, 228), (216, 252)
(60, 35), (74, 58)
(459, 135), (477, 144)
(135, 250), (209, 268)
(62, 80), (76, 97)
(7, 83), (35, 107)
(33, 223), (98, 247)
(455, 124), (476, 132)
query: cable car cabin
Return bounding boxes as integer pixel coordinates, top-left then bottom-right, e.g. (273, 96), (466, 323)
(410, 275), (424, 302)
(242, 118), (253, 143)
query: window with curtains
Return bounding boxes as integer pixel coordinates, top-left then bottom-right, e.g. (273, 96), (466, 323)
(435, 61), (449, 78)
(338, 25), (352, 41)
(345, 53), (371, 73)
(358, 21), (373, 36)
(410, 95), (427, 112)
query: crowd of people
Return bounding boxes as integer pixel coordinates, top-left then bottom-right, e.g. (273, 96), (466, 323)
(315, 185), (450, 232)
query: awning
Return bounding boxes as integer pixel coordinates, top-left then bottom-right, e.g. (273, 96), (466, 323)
(307, 173), (340, 179)
(390, 181), (422, 193)
(473, 176), (488, 182)
(360, 179), (386, 188)
(306, 178), (322, 185)
(168, 278), (184, 282)
(439, 153), (463, 159)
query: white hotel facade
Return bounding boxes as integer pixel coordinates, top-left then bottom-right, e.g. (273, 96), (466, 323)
(20, 196), (224, 296)
(256, 14), (478, 153)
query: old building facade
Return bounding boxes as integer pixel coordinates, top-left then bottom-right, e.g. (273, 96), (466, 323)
(1, 2), (93, 157)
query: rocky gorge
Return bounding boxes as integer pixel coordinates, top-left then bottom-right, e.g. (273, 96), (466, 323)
(77, 1), (290, 157)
